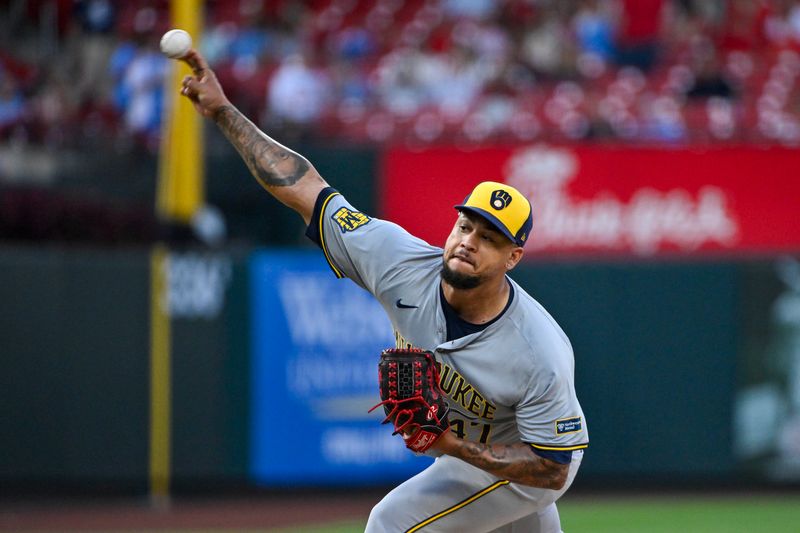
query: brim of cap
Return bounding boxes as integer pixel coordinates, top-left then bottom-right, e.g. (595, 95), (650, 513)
(454, 205), (519, 245)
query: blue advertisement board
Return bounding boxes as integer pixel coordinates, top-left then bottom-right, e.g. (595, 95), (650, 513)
(249, 250), (433, 485)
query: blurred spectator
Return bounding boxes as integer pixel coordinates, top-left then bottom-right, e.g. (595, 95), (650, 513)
(70, 0), (117, 104)
(429, 44), (495, 117)
(520, 3), (576, 79)
(104, 3), (169, 150)
(442, 0), (496, 20)
(684, 37), (736, 99)
(110, 33), (167, 149)
(330, 58), (371, 127)
(74, 0), (115, 33)
(614, 0), (668, 71)
(717, 0), (771, 51)
(330, 25), (377, 62)
(573, 0), (617, 63)
(267, 53), (331, 137)
(0, 71), (26, 134)
(201, 21), (238, 65)
(763, 0), (800, 47)
(374, 48), (425, 117)
(639, 94), (688, 140)
(227, 3), (270, 62)
(29, 69), (79, 147)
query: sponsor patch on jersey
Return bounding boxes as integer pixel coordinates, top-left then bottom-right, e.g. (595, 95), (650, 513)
(331, 207), (371, 233)
(555, 416), (583, 435)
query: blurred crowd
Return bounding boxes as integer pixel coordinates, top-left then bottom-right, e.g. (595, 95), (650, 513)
(2, 0), (800, 153)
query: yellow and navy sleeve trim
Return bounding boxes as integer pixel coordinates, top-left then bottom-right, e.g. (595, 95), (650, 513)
(405, 480), (510, 532)
(529, 442), (589, 452)
(305, 187), (344, 279)
(528, 442), (588, 465)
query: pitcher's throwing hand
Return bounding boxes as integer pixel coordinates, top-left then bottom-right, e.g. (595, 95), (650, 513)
(179, 50), (230, 119)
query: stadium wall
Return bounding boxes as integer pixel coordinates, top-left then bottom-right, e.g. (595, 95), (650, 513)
(2, 143), (799, 493)
(2, 245), (798, 492)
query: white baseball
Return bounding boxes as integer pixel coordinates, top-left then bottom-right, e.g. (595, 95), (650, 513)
(160, 29), (192, 59)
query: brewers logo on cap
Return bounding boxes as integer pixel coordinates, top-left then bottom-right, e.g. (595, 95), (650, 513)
(455, 181), (533, 246)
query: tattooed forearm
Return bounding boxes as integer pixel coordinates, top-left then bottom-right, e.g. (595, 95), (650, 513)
(214, 105), (310, 188)
(454, 441), (568, 489)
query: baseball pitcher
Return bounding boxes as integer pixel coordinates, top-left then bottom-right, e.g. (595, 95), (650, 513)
(179, 48), (588, 533)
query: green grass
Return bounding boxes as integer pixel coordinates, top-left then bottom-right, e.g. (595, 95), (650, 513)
(267, 522), (366, 533)
(558, 496), (800, 532)
(265, 495), (800, 533)
(10, 494), (798, 533)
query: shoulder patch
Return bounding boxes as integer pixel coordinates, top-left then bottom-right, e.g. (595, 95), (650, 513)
(331, 207), (371, 233)
(555, 416), (583, 435)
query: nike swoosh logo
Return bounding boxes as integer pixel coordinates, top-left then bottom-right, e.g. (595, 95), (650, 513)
(395, 299), (419, 309)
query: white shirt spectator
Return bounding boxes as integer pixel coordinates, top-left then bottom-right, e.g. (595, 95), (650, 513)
(121, 47), (166, 135)
(268, 54), (330, 124)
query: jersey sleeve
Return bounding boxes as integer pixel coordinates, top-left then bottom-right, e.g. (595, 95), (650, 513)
(305, 187), (440, 296)
(515, 352), (589, 457)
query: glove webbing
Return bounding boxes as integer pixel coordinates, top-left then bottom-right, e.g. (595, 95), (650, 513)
(368, 359), (446, 435)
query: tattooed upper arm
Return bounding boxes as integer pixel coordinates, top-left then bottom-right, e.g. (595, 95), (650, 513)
(216, 105), (310, 187)
(213, 105), (326, 222)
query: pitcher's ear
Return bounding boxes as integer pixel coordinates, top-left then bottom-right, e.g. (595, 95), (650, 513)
(506, 247), (524, 271)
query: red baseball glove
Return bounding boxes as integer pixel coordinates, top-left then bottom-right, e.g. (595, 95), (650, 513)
(369, 348), (450, 453)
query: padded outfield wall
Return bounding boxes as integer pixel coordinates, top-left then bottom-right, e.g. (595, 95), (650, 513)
(1, 143), (799, 491)
(1, 247), (797, 490)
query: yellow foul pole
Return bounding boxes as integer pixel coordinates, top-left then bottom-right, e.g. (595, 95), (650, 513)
(151, 0), (204, 504)
(149, 244), (171, 503)
(157, 0), (205, 223)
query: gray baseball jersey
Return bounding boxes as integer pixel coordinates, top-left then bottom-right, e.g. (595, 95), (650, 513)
(307, 188), (588, 532)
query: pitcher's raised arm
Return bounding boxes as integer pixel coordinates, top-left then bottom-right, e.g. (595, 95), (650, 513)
(179, 49), (326, 224)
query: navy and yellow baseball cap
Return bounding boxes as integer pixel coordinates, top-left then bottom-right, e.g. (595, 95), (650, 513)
(455, 181), (533, 247)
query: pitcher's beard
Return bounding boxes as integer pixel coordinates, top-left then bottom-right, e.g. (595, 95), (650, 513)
(441, 259), (482, 290)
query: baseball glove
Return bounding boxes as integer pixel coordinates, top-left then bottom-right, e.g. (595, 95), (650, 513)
(369, 348), (450, 453)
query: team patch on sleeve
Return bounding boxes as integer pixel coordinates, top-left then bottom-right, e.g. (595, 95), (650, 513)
(555, 416), (583, 435)
(331, 207), (371, 233)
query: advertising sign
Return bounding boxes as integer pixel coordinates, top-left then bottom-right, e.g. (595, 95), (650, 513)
(249, 250), (433, 485)
(382, 145), (800, 257)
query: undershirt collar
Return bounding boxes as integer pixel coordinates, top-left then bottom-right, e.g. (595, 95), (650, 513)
(440, 279), (514, 342)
